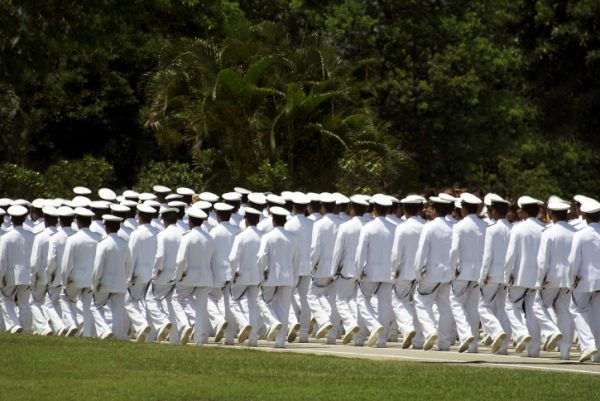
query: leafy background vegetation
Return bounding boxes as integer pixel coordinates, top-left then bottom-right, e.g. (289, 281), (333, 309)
(1, 0), (599, 199)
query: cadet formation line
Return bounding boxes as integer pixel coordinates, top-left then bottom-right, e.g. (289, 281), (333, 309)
(0, 186), (599, 363)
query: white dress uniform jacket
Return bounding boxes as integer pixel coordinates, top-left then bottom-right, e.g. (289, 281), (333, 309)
(30, 226), (58, 286)
(92, 233), (132, 294)
(413, 217), (454, 283)
(332, 216), (369, 278)
(310, 214), (340, 278)
(284, 214), (313, 276)
(504, 217), (545, 288)
(174, 227), (215, 287)
(391, 216), (425, 281)
(229, 226), (263, 286)
(128, 223), (159, 284)
(209, 222), (241, 286)
(61, 228), (102, 288)
(152, 224), (184, 285)
(449, 214), (488, 281)
(537, 221), (576, 289)
(257, 227), (300, 287)
(47, 227), (77, 287)
(568, 222), (600, 293)
(0, 226), (35, 286)
(479, 219), (512, 284)
(355, 216), (396, 283)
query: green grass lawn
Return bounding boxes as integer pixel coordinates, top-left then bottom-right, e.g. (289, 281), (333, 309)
(0, 334), (597, 401)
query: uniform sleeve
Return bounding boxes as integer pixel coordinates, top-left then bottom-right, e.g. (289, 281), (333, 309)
(61, 238), (74, 286)
(390, 226), (402, 274)
(128, 232), (139, 280)
(448, 224), (460, 274)
(30, 236), (41, 279)
(174, 235), (189, 282)
(92, 243), (105, 291)
(331, 228), (345, 275)
(568, 235), (582, 287)
(413, 226), (430, 279)
(354, 229), (368, 277)
(257, 237), (269, 276)
(480, 227), (494, 281)
(229, 235), (241, 276)
(46, 238), (58, 283)
(503, 231), (517, 284)
(0, 237), (7, 285)
(124, 244), (133, 281)
(536, 232), (551, 287)
(152, 234), (165, 279)
(310, 224), (321, 270)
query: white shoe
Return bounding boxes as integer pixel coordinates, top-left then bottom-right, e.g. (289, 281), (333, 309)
(238, 324), (252, 344)
(515, 334), (532, 354)
(491, 332), (507, 354)
(423, 333), (438, 351)
(367, 326), (384, 347)
(545, 332), (563, 352)
(402, 330), (416, 349)
(315, 322), (333, 339)
(41, 328), (54, 336)
(180, 325), (193, 345)
(66, 326), (78, 337)
(10, 325), (23, 334)
(267, 323), (283, 342)
(136, 326), (151, 343)
(579, 347), (598, 363)
(287, 323), (301, 343)
(100, 330), (113, 340)
(458, 336), (474, 353)
(342, 325), (360, 345)
(214, 321), (228, 343)
(57, 327), (67, 336)
(157, 322), (172, 342)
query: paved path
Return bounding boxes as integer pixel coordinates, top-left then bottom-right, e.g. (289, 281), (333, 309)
(201, 340), (600, 376)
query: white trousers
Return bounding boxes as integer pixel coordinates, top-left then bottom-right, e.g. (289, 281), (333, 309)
(307, 277), (338, 340)
(288, 276), (311, 338)
(414, 282), (453, 349)
(533, 288), (573, 358)
(230, 284), (260, 342)
(146, 282), (178, 343)
(356, 281), (392, 346)
(61, 286), (94, 336)
(506, 286), (540, 356)
(391, 280), (424, 345)
(570, 292), (600, 360)
(172, 285), (212, 344)
(91, 292), (126, 339)
(124, 281), (151, 336)
(478, 283), (511, 352)
(30, 285), (52, 334)
(0, 285), (32, 332)
(257, 286), (293, 346)
(450, 280), (480, 351)
(336, 277), (358, 333)
(44, 286), (67, 333)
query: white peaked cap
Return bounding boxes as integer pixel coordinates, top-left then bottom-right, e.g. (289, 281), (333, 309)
(42, 206), (59, 217)
(167, 201), (186, 209)
(0, 198), (13, 208)
(102, 214), (123, 222)
(580, 198), (600, 214)
(110, 204), (130, 213)
(137, 204), (157, 214)
(320, 192), (336, 204)
(72, 196), (91, 208)
(199, 192), (219, 202)
(44, 199), (61, 208)
(165, 194), (183, 200)
(153, 185), (171, 193)
(484, 193), (508, 206)
(121, 200), (138, 208)
(122, 190), (139, 199)
(73, 186), (92, 195)
(334, 193), (350, 205)
(116, 196), (124, 203)
(143, 200), (161, 208)
(292, 193), (310, 205)
(573, 194), (590, 204)
(429, 196), (452, 204)
(159, 206), (178, 214)
(139, 192), (157, 201)
(90, 200), (111, 209)
(547, 201), (570, 211)
(176, 187), (195, 196)
(438, 193), (458, 202)
(400, 194), (424, 204)
(75, 207), (95, 217)
(7, 205), (28, 217)
(0, 208), (5, 216)
(12, 199), (31, 207)
(280, 191), (294, 201)
(266, 194), (286, 205)
(306, 192), (321, 202)
(222, 192), (242, 201)
(270, 206), (289, 216)
(214, 202), (234, 212)
(460, 192), (482, 205)
(350, 195), (369, 206)
(234, 187), (252, 195)
(31, 199), (45, 209)
(248, 193), (267, 205)
(98, 188), (117, 201)
(57, 206), (75, 217)
(372, 194), (393, 207)
(191, 201), (212, 210)
(517, 196), (543, 208)
(243, 207), (262, 215)
(186, 208), (207, 219)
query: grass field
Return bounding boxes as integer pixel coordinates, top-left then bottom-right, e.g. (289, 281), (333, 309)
(0, 334), (598, 401)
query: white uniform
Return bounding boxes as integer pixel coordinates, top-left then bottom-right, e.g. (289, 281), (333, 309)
(504, 217), (545, 356)
(448, 214), (487, 352)
(308, 214), (340, 342)
(90, 219), (107, 237)
(533, 220), (576, 358)
(478, 219), (512, 353)
(60, 227), (102, 336)
(92, 233), (132, 339)
(568, 222), (600, 360)
(29, 226), (57, 335)
(413, 216), (454, 350)
(125, 223), (159, 338)
(355, 216), (396, 346)
(229, 226), (263, 344)
(45, 226), (76, 333)
(0, 226), (34, 332)
(172, 226), (215, 344)
(284, 214), (314, 340)
(257, 226), (300, 347)
(391, 216), (425, 347)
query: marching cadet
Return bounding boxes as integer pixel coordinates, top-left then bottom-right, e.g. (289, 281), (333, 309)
(0, 205), (35, 333)
(331, 195), (370, 344)
(89, 201), (110, 237)
(355, 194), (396, 347)
(504, 196), (545, 356)
(385, 197), (403, 226)
(153, 185), (171, 204)
(390, 195), (426, 349)
(169, 201), (189, 233)
(284, 193), (314, 342)
(47, 206), (77, 334)
(307, 193), (322, 221)
(228, 207), (264, 346)
(568, 197), (600, 362)
(257, 206), (300, 348)
(533, 199), (574, 358)
(449, 193), (488, 353)
(208, 202), (241, 344)
(478, 194), (512, 354)
(125, 204), (159, 343)
(308, 193), (341, 343)
(109, 204), (132, 241)
(60, 207), (102, 337)
(222, 192), (243, 226)
(91, 214), (132, 340)
(172, 207), (215, 345)
(146, 206), (181, 343)
(257, 194), (286, 232)
(413, 196), (455, 351)
(29, 205), (59, 336)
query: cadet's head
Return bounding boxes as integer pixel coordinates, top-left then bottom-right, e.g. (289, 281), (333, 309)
(161, 211), (177, 226)
(244, 208), (261, 227)
(490, 202), (509, 220)
(270, 207), (288, 227)
(401, 201), (421, 217)
(350, 202), (367, 217)
(76, 215), (92, 229)
(428, 201), (447, 218)
(103, 217), (121, 234)
(520, 204), (540, 219)
(8, 206), (28, 226)
(214, 203), (233, 223)
(188, 216), (204, 228)
(321, 201), (335, 215)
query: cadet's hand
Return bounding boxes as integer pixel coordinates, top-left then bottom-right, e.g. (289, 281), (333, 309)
(420, 268), (427, 280)
(394, 270), (400, 279)
(263, 270), (269, 281)
(477, 277), (486, 288)
(233, 271), (240, 283)
(535, 282), (543, 291)
(359, 270), (366, 280)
